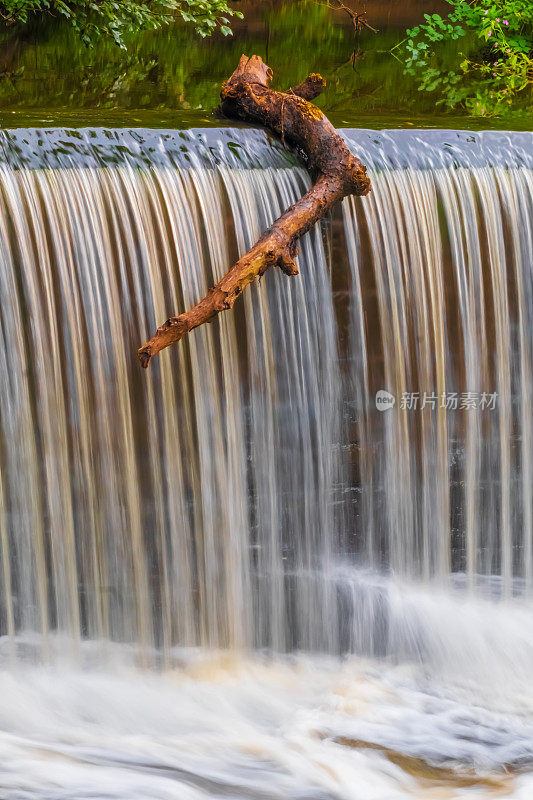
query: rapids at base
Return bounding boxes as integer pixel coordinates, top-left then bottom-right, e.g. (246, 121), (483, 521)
(2, 572), (533, 800)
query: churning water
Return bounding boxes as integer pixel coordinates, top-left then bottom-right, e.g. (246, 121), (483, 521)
(0, 127), (533, 798)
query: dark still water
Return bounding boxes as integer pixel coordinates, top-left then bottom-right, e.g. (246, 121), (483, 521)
(0, 0), (531, 130)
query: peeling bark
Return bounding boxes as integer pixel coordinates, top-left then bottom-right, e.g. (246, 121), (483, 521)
(138, 54), (371, 368)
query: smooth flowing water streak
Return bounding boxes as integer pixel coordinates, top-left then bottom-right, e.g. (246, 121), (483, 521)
(342, 129), (533, 589)
(0, 127), (341, 658)
(0, 127), (531, 663)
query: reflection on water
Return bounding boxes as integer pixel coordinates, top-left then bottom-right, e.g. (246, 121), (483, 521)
(0, 1), (532, 130)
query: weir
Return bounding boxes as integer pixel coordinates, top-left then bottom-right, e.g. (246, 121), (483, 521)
(0, 127), (532, 660)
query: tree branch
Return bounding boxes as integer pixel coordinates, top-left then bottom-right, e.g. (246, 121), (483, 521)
(138, 54), (371, 368)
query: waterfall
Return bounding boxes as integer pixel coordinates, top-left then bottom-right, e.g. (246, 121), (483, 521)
(0, 127), (531, 662)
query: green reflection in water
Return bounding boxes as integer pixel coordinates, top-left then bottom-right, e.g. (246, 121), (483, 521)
(0, 1), (531, 130)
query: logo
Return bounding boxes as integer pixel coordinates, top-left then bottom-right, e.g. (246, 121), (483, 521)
(375, 390), (395, 411)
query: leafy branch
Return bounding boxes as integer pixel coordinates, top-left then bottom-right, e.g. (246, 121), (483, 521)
(0, 0), (243, 46)
(403, 0), (533, 116)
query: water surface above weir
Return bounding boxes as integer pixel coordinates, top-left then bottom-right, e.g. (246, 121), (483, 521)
(0, 0), (531, 131)
(1, 126), (532, 170)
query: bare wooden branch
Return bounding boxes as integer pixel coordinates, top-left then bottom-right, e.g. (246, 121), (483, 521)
(316, 1), (378, 33)
(291, 73), (326, 101)
(138, 54), (371, 368)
